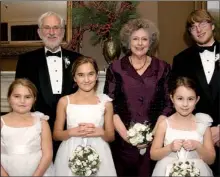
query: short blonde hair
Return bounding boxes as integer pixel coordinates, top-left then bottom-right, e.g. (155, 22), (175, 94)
(120, 18), (159, 55)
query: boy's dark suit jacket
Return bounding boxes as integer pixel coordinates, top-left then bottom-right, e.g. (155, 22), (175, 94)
(172, 41), (219, 126)
(15, 47), (81, 131)
(171, 41), (220, 175)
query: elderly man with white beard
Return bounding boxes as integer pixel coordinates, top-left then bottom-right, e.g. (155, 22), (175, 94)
(15, 11), (81, 160)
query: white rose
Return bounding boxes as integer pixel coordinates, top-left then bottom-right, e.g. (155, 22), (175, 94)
(93, 154), (98, 160)
(71, 152), (76, 157)
(76, 160), (82, 166)
(92, 168), (97, 172)
(92, 161), (97, 166)
(190, 173), (195, 177)
(127, 128), (136, 137)
(146, 133), (153, 141)
(88, 154), (94, 161)
(72, 167), (77, 173)
(85, 170), (92, 176)
(174, 166), (179, 170)
(82, 161), (87, 166)
(85, 167), (91, 170)
(140, 125), (147, 131)
(180, 162), (187, 169)
(78, 150), (83, 157)
(129, 137), (139, 146)
(76, 146), (82, 152)
(133, 123), (146, 132)
(136, 134), (144, 144)
(172, 172), (178, 176)
(194, 168), (200, 175)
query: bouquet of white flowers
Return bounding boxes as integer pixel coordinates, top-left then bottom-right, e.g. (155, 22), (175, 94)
(166, 148), (200, 177)
(68, 145), (101, 176)
(168, 161), (200, 177)
(127, 121), (153, 155)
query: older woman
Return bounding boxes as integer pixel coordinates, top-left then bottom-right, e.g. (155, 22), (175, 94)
(103, 18), (173, 176)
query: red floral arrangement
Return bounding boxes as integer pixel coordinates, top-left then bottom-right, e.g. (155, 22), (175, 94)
(70, 1), (139, 51)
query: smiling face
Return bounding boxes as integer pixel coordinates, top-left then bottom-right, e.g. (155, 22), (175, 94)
(170, 86), (200, 117)
(8, 85), (35, 114)
(74, 63), (98, 92)
(38, 15), (65, 51)
(130, 28), (150, 57)
(189, 21), (215, 46)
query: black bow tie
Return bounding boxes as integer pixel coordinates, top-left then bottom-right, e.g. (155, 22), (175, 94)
(197, 44), (215, 53)
(46, 51), (61, 58)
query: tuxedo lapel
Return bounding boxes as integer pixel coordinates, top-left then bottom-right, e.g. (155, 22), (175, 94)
(209, 42), (220, 100)
(209, 67), (220, 100)
(61, 49), (73, 96)
(38, 48), (55, 108)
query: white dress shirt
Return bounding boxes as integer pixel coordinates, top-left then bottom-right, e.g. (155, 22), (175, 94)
(199, 47), (216, 84)
(45, 47), (63, 94)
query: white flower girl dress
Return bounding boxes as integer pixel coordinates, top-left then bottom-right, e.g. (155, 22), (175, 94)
(1, 111), (54, 176)
(54, 94), (116, 176)
(152, 113), (213, 176)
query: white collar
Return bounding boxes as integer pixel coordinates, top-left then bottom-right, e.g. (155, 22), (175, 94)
(44, 46), (61, 54)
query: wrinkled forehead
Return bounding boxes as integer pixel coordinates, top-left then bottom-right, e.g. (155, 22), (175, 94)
(42, 15), (61, 26)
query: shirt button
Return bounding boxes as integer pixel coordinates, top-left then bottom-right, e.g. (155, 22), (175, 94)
(56, 80), (58, 82)
(55, 70), (57, 72)
(208, 71), (210, 73)
(54, 60), (56, 62)
(207, 60), (209, 62)
(58, 91), (60, 93)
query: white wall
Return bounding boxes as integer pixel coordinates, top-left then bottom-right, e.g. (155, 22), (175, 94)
(1, 1), (66, 22)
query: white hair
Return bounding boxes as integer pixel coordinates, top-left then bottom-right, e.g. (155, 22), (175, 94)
(38, 11), (65, 28)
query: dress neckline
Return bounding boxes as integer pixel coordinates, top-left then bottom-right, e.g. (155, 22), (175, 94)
(1, 115), (38, 129)
(67, 103), (100, 106)
(2, 122), (38, 129)
(167, 126), (197, 133)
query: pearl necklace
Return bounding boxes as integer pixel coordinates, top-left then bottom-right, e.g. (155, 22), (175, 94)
(129, 56), (147, 70)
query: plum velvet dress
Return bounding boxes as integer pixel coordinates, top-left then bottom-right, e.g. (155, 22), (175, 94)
(104, 55), (173, 176)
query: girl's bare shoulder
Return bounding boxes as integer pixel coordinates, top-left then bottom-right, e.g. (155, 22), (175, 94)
(1, 113), (12, 123)
(158, 116), (171, 130)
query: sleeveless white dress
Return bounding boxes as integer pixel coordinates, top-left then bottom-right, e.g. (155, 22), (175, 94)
(152, 113), (213, 176)
(54, 94), (116, 176)
(1, 111), (54, 176)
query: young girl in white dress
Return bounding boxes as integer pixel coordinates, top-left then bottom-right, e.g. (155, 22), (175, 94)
(150, 76), (215, 176)
(53, 56), (117, 176)
(1, 78), (54, 176)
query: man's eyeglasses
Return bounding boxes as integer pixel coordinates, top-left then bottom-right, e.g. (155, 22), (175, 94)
(41, 26), (63, 31)
(189, 21), (209, 32)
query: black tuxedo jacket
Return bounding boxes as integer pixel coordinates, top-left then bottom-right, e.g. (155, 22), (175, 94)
(171, 41), (220, 126)
(15, 47), (81, 130)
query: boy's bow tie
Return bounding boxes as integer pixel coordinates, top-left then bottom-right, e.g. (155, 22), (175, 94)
(197, 43), (216, 53)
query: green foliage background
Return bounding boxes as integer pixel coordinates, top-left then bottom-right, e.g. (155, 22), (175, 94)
(72, 1), (139, 46)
